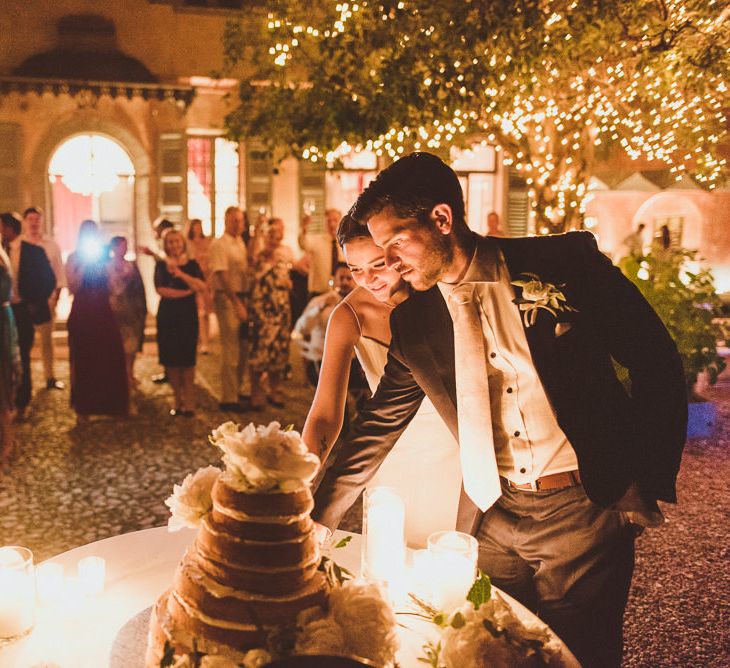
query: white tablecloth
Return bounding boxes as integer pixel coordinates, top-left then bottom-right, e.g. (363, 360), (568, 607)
(0, 527), (578, 667)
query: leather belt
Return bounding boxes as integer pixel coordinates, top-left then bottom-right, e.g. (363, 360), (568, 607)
(504, 470), (581, 492)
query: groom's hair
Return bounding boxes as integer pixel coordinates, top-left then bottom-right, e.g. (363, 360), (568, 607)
(350, 152), (467, 231)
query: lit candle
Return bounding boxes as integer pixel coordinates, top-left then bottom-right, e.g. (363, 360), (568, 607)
(427, 531), (478, 613)
(77, 556), (106, 595)
(36, 562), (65, 603)
(0, 546), (35, 643)
(361, 487), (406, 595)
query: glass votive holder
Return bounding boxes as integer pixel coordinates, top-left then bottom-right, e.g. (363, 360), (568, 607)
(427, 530), (478, 613)
(77, 556), (106, 595)
(0, 546), (36, 645)
(361, 486), (406, 596)
(35, 562), (65, 604)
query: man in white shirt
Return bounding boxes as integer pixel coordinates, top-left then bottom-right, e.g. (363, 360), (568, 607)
(293, 262), (354, 385)
(298, 208), (344, 296)
(23, 207), (66, 390)
(312, 153), (687, 668)
(209, 206), (249, 412)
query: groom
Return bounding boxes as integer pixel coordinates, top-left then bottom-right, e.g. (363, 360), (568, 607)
(312, 152), (687, 667)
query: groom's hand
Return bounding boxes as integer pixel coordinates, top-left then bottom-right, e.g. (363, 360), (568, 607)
(313, 521), (332, 545)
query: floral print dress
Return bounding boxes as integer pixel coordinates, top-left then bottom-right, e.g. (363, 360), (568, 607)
(249, 256), (291, 375)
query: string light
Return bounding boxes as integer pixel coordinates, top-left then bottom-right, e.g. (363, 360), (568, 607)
(256, 0), (727, 229)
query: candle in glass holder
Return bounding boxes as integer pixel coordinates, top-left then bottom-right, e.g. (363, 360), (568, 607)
(427, 531), (478, 613)
(35, 562), (65, 603)
(0, 546), (35, 644)
(77, 556), (106, 595)
(361, 487), (406, 593)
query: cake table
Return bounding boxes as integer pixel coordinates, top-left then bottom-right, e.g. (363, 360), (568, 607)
(0, 527), (579, 667)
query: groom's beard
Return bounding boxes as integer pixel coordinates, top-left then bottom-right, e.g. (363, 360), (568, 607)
(400, 234), (453, 291)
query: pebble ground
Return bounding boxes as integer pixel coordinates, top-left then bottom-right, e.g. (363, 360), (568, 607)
(0, 342), (727, 666)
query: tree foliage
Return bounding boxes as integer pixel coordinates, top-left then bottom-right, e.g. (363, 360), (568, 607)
(224, 0), (729, 232)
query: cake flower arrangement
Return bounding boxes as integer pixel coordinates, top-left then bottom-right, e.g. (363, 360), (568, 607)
(158, 421), (399, 668)
(415, 573), (560, 668)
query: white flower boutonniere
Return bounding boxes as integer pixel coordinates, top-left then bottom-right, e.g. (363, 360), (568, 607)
(511, 272), (577, 327)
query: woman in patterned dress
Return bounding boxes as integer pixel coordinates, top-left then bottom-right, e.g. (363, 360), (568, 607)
(0, 246), (19, 464)
(248, 219), (294, 409)
(107, 236), (147, 390)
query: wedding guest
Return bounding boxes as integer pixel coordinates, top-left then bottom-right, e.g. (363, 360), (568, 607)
(303, 218), (461, 547)
(154, 229), (205, 417)
(139, 217), (175, 385)
(249, 219), (294, 409)
(186, 219), (213, 354)
(621, 222), (646, 258)
(107, 236), (147, 390)
(293, 262), (355, 386)
(66, 220), (128, 421)
(312, 152), (687, 668)
(0, 212), (56, 420)
(23, 206), (66, 390)
(486, 211), (505, 237)
(209, 206), (249, 412)
(298, 208), (344, 297)
(0, 246), (19, 464)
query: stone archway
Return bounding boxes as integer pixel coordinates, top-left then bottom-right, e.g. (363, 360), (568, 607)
(632, 191), (703, 250)
(29, 111), (158, 314)
(29, 111), (152, 252)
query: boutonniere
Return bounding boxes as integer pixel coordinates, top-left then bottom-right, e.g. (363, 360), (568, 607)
(511, 272), (578, 327)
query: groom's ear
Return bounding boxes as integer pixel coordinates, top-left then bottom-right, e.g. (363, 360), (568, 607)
(430, 204), (454, 236)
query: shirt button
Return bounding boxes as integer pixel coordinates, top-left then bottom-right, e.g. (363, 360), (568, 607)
(514, 431), (521, 437)
(506, 387), (513, 394)
(520, 467), (526, 474)
(490, 352), (496, 358)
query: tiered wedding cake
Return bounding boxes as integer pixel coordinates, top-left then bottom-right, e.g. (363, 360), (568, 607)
(145, 421), (325, 666)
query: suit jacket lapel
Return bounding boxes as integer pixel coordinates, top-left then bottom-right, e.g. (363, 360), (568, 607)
(495, 237), (557, 378)
(411, 287), (458, 418)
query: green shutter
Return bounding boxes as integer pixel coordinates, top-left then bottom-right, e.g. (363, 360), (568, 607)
(245, 141), (272, 219)
(506, 168), (529, 237)
(158, 133), (186, 223)
(299, 159), (326, 233)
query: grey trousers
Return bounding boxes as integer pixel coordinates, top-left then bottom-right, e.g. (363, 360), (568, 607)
(476, 479), (635, 668)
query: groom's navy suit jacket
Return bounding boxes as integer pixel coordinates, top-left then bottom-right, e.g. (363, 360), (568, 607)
(312, 231), (687, 535)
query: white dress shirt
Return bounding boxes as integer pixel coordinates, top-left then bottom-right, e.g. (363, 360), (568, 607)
(208, 232), (249, 293)
(438, 241), (578, 485)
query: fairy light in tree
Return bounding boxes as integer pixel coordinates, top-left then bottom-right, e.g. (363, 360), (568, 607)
(251, 0), (728, 230)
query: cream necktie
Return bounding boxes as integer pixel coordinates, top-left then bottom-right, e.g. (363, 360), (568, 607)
(447, 283), (502, 511)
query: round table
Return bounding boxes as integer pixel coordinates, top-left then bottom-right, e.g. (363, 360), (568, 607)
(0, 527), (579, 667)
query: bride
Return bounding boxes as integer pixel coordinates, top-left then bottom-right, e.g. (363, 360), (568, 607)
(302, 215), (462, 547)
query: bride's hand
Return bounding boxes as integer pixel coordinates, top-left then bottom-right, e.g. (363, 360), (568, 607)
(313, 521), (332, 545)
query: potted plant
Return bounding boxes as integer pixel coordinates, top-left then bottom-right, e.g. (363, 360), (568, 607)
(620, 248), (726, 438)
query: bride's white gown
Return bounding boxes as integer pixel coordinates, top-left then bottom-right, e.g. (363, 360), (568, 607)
(349, 309), (463, 548)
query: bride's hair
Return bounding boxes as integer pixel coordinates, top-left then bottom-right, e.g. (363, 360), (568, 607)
(336, 213), (371, 248)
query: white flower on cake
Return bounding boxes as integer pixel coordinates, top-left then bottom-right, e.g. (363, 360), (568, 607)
(165, 466), (221, 531)
(296, 580), (399, 666)
(209, 421), (320, 492)
(438, 594), (559, 668)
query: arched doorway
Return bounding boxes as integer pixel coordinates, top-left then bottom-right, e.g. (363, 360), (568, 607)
(631, 191), (703, 250)
(48, 133), (136, 259)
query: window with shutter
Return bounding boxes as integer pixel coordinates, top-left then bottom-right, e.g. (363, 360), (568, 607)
(158, 133), (186, 223)
(245, 141), (272, 222)
(300, 160), (326, 233)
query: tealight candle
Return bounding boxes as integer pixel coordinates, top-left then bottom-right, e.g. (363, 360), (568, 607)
(77, 556), (106, 595)
(427, 531), (478, 613)
(0, 546), (35, 644)
(361, 487), (406, 594)
(35, 562), (65, 603)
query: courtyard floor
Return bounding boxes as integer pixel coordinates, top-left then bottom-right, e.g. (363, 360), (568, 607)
(0, 341), (727, 667)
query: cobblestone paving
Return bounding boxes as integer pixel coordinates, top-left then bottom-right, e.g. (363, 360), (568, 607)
(0, 344), (727, 666)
